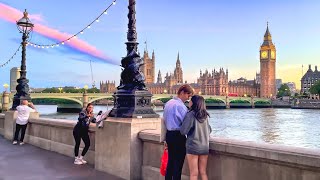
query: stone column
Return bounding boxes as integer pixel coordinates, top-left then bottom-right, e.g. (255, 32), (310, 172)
(83, 92), (88, 108)
(95, 117), (161, 180)
(2, 92), (10, 111)
(226, 96), (230, 109)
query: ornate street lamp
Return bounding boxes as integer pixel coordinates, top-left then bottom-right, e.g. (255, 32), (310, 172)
(108, 0), (158, 118)
(11, 9), (34, 110)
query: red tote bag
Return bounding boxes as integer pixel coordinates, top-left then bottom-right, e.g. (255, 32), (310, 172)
(160, 148), (168, 176)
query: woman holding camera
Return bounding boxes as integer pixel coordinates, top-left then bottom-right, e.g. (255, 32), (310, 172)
(73, 103), (97, 165)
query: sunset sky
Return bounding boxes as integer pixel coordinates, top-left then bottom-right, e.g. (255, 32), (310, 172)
(1, 0), (320, 90)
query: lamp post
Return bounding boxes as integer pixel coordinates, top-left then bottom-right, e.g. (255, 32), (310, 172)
(3, 84), (9, 92)
(58, 87), (63, 93)
(84, 85), (89, 94)
(83, 85), (89, 108)
(11, 9), (34, 110)
(163, 89), (167, 94)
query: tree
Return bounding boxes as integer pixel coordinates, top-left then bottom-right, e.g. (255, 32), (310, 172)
(277, 84), (291, 98)
(309, 80), (320, 95)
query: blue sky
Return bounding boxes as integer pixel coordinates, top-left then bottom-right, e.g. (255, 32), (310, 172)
(1, 0), (320, 91)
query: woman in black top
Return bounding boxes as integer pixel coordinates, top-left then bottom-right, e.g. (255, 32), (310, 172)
(73, 103), (96, 165)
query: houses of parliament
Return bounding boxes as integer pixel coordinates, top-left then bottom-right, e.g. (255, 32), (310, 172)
(101, 24), (276, 98)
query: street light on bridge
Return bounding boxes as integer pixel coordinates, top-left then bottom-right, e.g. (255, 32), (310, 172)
(58, 87), (63, 93)
(11, 9), (34, 110)
(3, 84), (9, 92)
(163, 89), (167, 94)
(84, 85), (89, 93)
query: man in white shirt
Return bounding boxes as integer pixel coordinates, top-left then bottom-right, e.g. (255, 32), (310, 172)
(13, 100), (36, 145)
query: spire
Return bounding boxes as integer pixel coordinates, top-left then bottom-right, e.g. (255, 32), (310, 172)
(157, 70), (162, 83)
(144, 39), (148, 52)
(152, 50), (155, 59)
(262, 22), (273, 46)
(176, 52), (181, 67)
(264, 22), (271, 38)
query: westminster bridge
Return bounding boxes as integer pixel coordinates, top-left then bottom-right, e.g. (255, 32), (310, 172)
(0, 92), (270, 111)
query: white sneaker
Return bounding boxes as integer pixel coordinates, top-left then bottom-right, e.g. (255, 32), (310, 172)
(19, 142), (25, 145)
(74, 157), (83, 165)
(79, 156), (87, 164)
(12, 141), (18, 145)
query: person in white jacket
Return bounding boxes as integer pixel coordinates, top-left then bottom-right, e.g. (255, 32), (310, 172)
(13, 100), (36, 145)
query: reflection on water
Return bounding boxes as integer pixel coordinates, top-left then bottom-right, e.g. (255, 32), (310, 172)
(36, 105), (320, 149)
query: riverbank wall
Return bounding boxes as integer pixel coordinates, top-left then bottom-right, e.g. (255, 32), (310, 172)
(1, 112), (320, 179)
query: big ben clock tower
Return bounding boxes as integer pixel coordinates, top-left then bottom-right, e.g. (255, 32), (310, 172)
(260, 23), (276, 98)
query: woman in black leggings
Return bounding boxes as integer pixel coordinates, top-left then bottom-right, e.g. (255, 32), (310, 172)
(73, 103), (96, 165)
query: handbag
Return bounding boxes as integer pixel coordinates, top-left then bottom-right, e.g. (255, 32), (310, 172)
(160, 148), (168, 176)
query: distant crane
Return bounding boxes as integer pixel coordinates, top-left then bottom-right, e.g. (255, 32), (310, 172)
(90, 60), (96, 89)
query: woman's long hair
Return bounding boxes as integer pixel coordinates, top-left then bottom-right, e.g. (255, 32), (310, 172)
(189, 95), (210, 122)
(85, 103), (93, 113)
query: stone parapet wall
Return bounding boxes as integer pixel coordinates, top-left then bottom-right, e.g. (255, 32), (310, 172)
(139, 130), (320, 180)
(293, 99), (320, 109)
(26, 118), (96, 164)
(0, 114), (4, 135)
(1, 111), (96, 164)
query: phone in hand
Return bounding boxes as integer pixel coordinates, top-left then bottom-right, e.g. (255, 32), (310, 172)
(98, 111), (103, 116)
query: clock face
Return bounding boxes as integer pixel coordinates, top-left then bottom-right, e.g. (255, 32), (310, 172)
(271, 50), (276, 59)
(261, 51), (268, 59)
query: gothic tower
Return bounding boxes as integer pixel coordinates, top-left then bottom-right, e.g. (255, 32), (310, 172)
(174, 52), (183, 83)
(260, 23), (276, 98)
(157, 70), (162, 83)
(141, 49), (155, 83)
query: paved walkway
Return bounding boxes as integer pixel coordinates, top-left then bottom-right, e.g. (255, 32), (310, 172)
(0, 136), (123, 180)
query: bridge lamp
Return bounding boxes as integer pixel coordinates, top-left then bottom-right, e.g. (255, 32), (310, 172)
(11, 9), (34, 110)
(163, 89), (167, 94)
(58, 87), (63, 93)
(244, 94), (247, 97)
(84, 85), (89, 93)
(199, 91), (202, 95)
(3, 84), (9, 92)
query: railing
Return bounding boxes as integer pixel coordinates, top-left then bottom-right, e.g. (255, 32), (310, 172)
(139, 130), (320, 180)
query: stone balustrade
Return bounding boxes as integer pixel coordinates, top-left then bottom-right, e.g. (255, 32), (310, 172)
(1, 113), (320, 179)
(139, 130), (320, 180)
(0, 111), (96, 164)
(0, 114), (4, 135)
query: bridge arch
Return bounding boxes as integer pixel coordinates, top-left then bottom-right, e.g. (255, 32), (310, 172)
(31, 96), (83, 106)
(88, 95), (114, 104)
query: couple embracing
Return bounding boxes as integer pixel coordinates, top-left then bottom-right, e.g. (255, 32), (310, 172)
(163, 84), (212, 180)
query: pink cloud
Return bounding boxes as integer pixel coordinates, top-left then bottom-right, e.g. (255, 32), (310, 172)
(0, 3), (117, 64)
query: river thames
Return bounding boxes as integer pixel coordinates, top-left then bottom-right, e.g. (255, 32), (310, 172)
(36, 105), (320, 149)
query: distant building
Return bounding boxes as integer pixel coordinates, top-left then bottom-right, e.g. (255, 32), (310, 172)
(285, 82), (297, 95)
(229, 77), (260, 97)
(100, 81), (116, 93)
(300, 65), (320, 94)
(30, 88), (46, 93)
(276, 79), (283, 90)
(103, 24), (277, 98)
(10, 67), (20, 93)
(141, 50), (155, 84)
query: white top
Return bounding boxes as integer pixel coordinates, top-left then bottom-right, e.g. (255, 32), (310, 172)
(16, 105), (36, 125)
